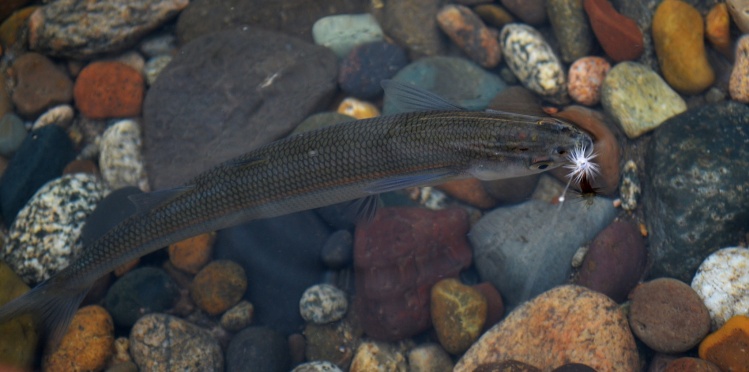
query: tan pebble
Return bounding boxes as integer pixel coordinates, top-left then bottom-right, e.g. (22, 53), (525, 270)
(43, 305), (114, 372)
(220, 300), (254, 332)
(32, 104), (74, 130)
(190, 259), (247, 315)
(431, 278), (487, 354)
(408, 343), (454, 372)
(437, 178), (496, 209)
(567, 57), (610, 106)
(730, 35), (749, 104)
(168, 232), (215, 274)
(728, 0), (749, 33)
(350, 341), (407, 372)
(337, 98), (379, 119)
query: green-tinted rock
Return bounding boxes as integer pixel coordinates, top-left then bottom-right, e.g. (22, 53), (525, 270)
(0, 261), (39, 370)
(601, 61), (686, 139)
(312, 13), (384, 58)
(547, 0), (593, 62)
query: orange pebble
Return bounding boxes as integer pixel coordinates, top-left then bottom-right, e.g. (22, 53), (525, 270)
(43, 305), (114, 372)
(437, 178), (496, 209)
(337, 98), (380, 119)
(168, 232), (215, 274)
(706, 3), (732, 58)
(699, 315), (749, 371)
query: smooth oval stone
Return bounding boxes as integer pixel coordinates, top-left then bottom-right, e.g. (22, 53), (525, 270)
(99, 119), (148, 191)
(299, 284), (348, 324)
(320, 230), (354, 269)
(338, 41), (408, 99)
(0, 113), (26, 157)
(469, 198), (616, 309)
(500, 23), (567, 104)
(312, 13), (384, 58)
(436, 4), (501, 68)
(431, 278), (487, 354)
(226, 326), (290, 372)
(730, 35), (749, 103)
(691, 247), (749, 330)
(547, 0), (593, 62)
(0, 124), (75, 224)
(644, 102), (749, 282)
(601, 61), (686, 139)
(384, 56), (506, 114)
(104, 267), (180, 328)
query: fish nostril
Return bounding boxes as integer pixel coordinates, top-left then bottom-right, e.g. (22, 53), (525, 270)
(554, 146), (567, 155)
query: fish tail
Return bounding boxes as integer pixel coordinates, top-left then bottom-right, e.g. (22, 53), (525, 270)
(0, 276), (89, 351)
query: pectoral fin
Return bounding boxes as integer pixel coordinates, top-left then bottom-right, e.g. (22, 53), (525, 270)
(364, 171), (457, 194)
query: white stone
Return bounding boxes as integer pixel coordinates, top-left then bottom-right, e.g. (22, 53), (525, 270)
(144, 55), (173, 86)
(100, 119), (149, 191)
(691, 247), (749, 330)
(32, 104), (75, 130)
(292, 361), (344, 372)
(312, 14), (384, 58)
(299, 284), (348, 324)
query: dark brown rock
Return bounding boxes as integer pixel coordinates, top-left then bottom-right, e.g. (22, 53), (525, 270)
(371, 0), (447, 59)
(500, 0), (546, 25)
(176, 0), (367, 45)
(584, 0), (644, 62)
(11, 53), (73, 118)
(664, 357), (721, 372)
(574, 220), (646, 303)
(353, 207), (472, 341)
(475, 360), (541, 372)
(436, 4), (501, 68)
(28, 0), (188, 59)
(142, 28), (337, 189)
(473, 282), (504, 330)
(628, 278), (711, 353)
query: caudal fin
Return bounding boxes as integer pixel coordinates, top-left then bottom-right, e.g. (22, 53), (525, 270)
(0, 277), (89, 352)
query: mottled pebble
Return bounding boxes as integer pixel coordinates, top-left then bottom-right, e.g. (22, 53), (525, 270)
(190, 259), (247, 315)
(584, 0), (644, 62)
(143, 55), (172, 86)
(139, 33), (177, 58)
(547, 0), (593, 62)
(0, 113), (26, 157)
(292, 361), (344, 372)
(337, 97), (380, 119)
(436, 5), (501, 68)
(168, 231), (215, 274)
(601, 61), (686, 139)
(437, 178), (497, 209)
(706, 3), (732, 57)
(338, 41), (408, 99)
(652, 0), (715, 94)
(300, 284), (348, 324)
(385, 56), (506, 113)
(321, 230), (353, 269)
(469, 198), (616, 308)
(431, 278), (487, 354)
(31, 104), (74, 130)
(691, 247), (749, 330)
(728, 0), (749, 33)
(3, 173), (107, 283)
(74, 61), (145, 119)
(500, 24), (567, 103)
(500, 0), (546, 24)
(312, 13), (384, 58)
(699, 315), (749, 371)
(628, 278), (711, 353)
(219, 300), (254, 332)
(551, 105), (620, 195)
(454, 286), (639, 371)
(350, 341), (407, 372)
(0, 262), (38, 371)
(28, 0), (188, 59)
(99, 119), (149, 191)
(0, 5), (37, 49)
(43, 305), (114, 372)
(567, 57), (610, 106)
(104, 267), (179, 327)
(226, 326), (290, 372)
(730, 35), (749, 104)
(11, 52), (73, 118)
(575, 221), (646, 303)
(130, 313), (224, 371)
(619, 160), (640, 211)
(303, 310), (362, 369)
(664, 357), (721, 372)
(407, 343), (453, 372)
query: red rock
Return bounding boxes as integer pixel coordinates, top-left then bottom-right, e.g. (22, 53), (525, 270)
(437, 178), (497, 209)
(73, 61), (144, 119)
(353, 207), (472, 341)
(473, 282), (504, 330)
(574, 220), (646, 303)
(584, 0), (644, 62)
(11, 52), (73, 118)
(664, 357), (721, 372)
(436, 5), (501, 68)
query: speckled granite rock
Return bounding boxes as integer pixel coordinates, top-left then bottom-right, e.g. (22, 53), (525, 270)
(130, 313), (223, 371)
(143, 28), (337, 189)
(691, 247), (749, 330)
(3, 173), (108, 284)
(644, 102), (749, 282)
(454, 285), (639, 371)
(29, 0), (188, 59)
(100, 119), (149, 192)
(299, 284), (348, 324)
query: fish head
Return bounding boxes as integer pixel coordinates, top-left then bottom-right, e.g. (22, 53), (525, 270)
(467, 116), (594, 180)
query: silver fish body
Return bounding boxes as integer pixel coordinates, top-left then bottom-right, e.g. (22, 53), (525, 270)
(0, 95), (592, 349)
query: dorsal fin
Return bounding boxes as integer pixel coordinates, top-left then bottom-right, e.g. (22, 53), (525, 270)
(382, 80), (466, 112)
(488, 86), (548, 117)
(128, 186), (194, 213)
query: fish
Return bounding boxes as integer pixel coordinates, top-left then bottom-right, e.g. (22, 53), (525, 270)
(0, 80), (593, 350)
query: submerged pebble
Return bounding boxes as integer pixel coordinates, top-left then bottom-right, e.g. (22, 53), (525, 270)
(104, 267), (180, 328)
(436, 4), (501, 68)
(299, 284), (348, 324)
(691, 247), (749, 330)
(730, 35), (749, 103)
(312, 13), (384, 58)
(190, 259), (247, 315)
(99, 119), (149, 191)
(567, 57), (610, 106)
(43, 305), (114, 372)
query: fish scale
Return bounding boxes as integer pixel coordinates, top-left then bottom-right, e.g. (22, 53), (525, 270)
(0, 95), (592, 352)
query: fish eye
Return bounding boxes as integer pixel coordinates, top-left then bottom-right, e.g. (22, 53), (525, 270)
(529, 160), (554, 170)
